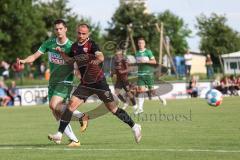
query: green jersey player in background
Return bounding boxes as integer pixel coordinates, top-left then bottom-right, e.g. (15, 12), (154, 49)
(17, 19), (88, 147)
(135, 37), (167, 114)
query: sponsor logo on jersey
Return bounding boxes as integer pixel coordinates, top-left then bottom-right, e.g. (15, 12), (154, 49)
(48, 52), (65, 65)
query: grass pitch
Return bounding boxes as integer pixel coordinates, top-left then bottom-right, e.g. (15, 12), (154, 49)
(0, 97), (240, 160)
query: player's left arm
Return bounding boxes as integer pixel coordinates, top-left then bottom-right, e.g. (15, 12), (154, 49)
(90, 51), (104, 65)
(147, 50), (157, 64)
(119, 59), (129, 74)
(148, 57), (157, 64)
(90, 42), (104, 65)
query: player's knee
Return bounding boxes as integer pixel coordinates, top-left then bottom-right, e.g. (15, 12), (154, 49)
(67, 100), (77, 112)
(49, 102), (56, 111)
(105, 102), (118, 113)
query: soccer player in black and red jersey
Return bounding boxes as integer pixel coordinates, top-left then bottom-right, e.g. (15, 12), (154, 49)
(48, 24), (142, 144)
(112, 50), (137, 110)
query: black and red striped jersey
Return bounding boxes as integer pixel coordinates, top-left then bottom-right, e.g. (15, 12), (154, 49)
(71, 39), (104, 84)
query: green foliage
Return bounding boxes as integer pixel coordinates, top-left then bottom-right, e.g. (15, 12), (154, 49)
(106, 3), (157, 56)
(196, 13), (240, 65)
(0, 0), (103, 64)
(156, 10), (191, 55)
(38, 0), (103, 55)
(0, 0), (46, 62)
(106, 4), (191, 57)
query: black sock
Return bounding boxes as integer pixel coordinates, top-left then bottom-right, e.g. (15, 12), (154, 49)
(147, 90), (152, 100)
(130, 97), (136, 106)
(114, 108), (135, 128)
(58, 108), (73, 133)
(118, 94), (127, 103)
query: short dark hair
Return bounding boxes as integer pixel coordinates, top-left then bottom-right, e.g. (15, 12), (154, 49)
(54, 19), (67, 27)
(137, 37), (145, 42)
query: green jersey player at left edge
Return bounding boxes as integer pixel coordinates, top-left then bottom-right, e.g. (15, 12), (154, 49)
(17, 19), (88, 147)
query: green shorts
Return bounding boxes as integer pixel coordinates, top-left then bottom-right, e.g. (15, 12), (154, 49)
(48, 83), (73, 102)
(137, 75), (154, 89)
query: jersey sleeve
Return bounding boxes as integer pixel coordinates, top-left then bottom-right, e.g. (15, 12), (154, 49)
(147, 50), (155, 59)
(91, 41), (101, 56)
(38, 40), (49, 54)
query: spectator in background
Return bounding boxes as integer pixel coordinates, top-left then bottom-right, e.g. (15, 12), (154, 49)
(236, 76), (240, 96)
(212, 76), (221, 91)
(11, 61), (24, 80)
(205, 54), (214, 79)
(29, 62), (36, 79)
(0, 63), (4, 77)
(8, 81), (22, 106)
(45, 68), (50, 80)
(220, 76), (230, 95)
(187, 75), (199, 97)
(0, 80), (11, 106)
(0, 61), (10, 79)
(229, 75), (238, 95)
(184, 50), (192, 77)
(40, 62), (46, 79)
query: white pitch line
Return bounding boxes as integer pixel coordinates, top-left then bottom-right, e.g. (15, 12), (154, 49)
(0, 147), (240, 153)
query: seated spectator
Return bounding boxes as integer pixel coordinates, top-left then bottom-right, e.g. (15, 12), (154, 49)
(11, 61), (24, 80)
(187, 75), (199, 97)
(220, 76), (230, 95)
(0, 81), (11, 106)
(229, 75), (238, 95)
(212, 76), (221, 91)
(236, 76), (240, 96)
(8, 81), (22, 106)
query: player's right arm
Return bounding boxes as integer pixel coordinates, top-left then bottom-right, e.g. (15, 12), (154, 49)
(55, 47), (75, 64)
(17, 51), (42, 65)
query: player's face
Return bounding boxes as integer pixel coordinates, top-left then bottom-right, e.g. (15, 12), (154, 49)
(138, 40), (145, 50)
(77, 26), (89, 43)
(116, 51), (123, 59)
(54, 23), (67, 39)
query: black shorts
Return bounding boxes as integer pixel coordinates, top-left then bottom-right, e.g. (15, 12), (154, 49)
(72, 78), (114, 103)
(114, 80), (130, 92)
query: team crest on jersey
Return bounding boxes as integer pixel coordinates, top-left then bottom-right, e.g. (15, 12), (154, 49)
(83, 47), (88, 53)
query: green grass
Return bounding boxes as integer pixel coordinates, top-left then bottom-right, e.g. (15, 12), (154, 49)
(0, 97), (240, 160)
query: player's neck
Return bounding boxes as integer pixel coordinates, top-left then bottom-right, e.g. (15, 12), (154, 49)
(139, 48), (146, 52)
(56, 36), (68, 45)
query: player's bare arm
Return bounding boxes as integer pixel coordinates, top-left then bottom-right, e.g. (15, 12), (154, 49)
(17, 51), (42, 65)
(55, 46), (75, 64)
(90, 51), (104, 65)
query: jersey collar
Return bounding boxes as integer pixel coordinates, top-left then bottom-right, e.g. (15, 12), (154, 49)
(56, 38), (68, 46)
(139, 48), (146, 52)
(78, 38), (90, 46)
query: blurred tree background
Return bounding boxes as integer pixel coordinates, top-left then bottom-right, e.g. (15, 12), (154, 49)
(0, 0), (102, 64)
(1, 0), (240, 73)
(196, 13), (240, 68)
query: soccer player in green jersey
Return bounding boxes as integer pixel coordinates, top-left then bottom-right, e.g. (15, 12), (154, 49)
(17, 19), (88, 147)
(135, 37), (167, 114)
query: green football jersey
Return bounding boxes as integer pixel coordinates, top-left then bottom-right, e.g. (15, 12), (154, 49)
(135, 49), (155, 75)
(38, 37), (74, 85)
